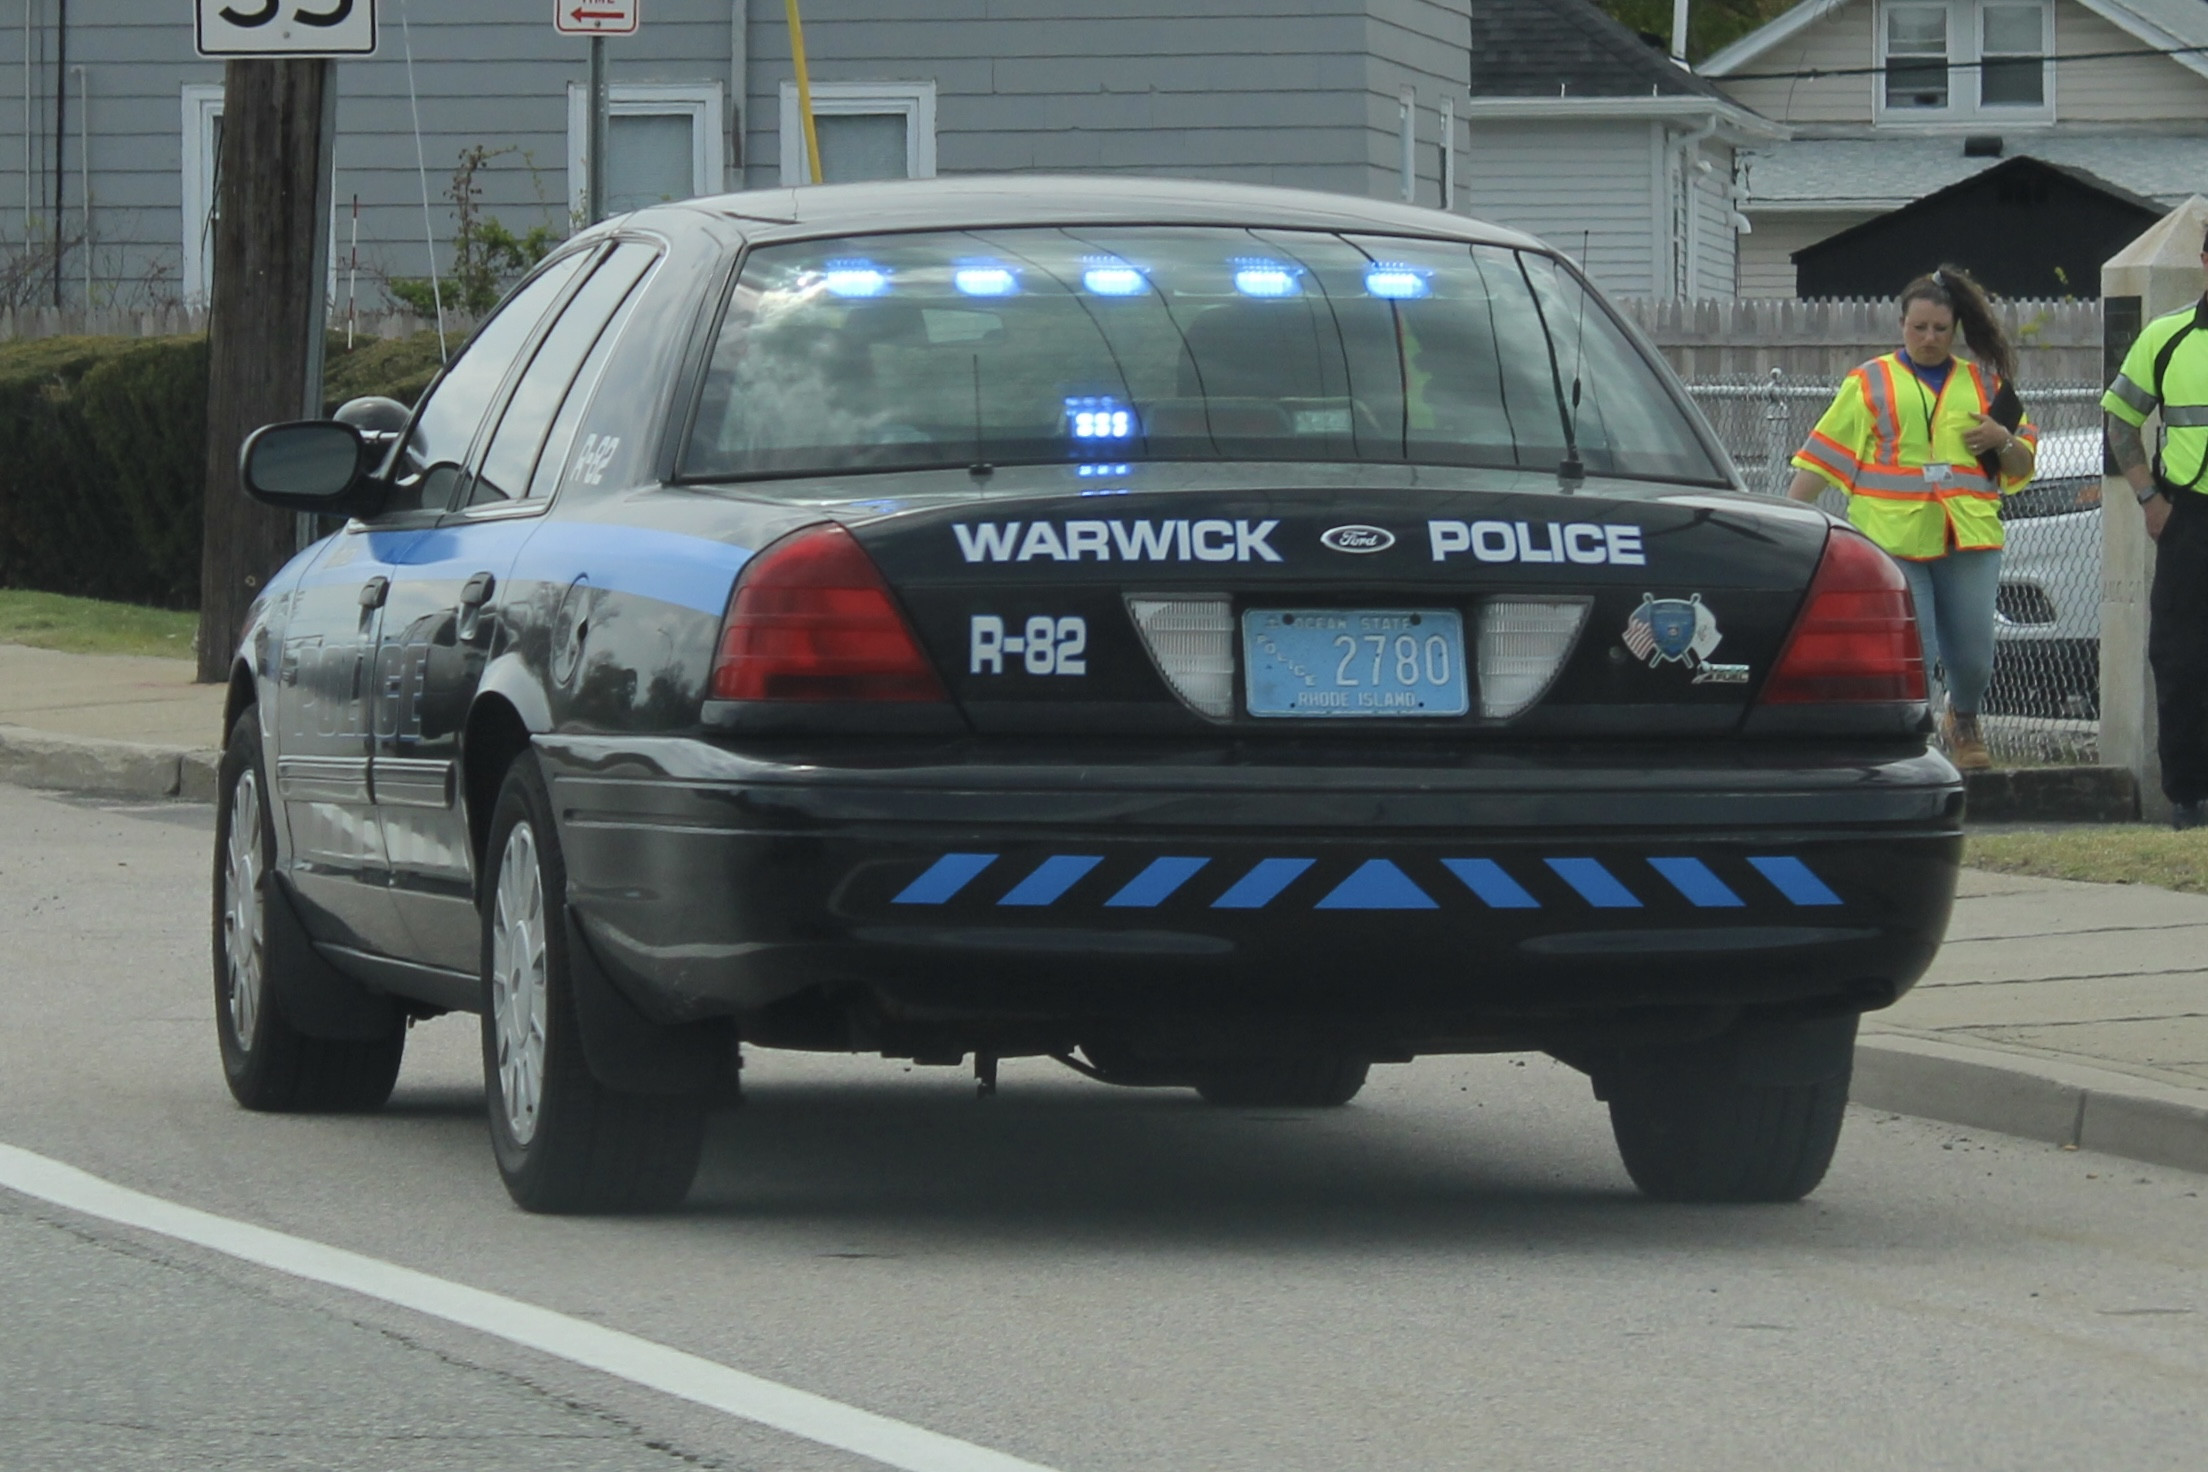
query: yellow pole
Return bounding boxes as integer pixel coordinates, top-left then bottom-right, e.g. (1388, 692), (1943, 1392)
(785, 0), (823, 185)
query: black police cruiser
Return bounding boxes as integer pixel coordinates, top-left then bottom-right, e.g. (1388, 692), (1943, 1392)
(213, 177), (1961, 1212)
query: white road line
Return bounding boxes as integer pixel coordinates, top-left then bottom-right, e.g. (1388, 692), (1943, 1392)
(0, 1142), (1060, 1472)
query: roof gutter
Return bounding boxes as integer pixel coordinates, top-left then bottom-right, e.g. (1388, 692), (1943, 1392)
(1456, 95), (1788, 142)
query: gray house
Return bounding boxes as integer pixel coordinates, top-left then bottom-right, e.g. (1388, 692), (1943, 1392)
(0, 0), (1751, 317)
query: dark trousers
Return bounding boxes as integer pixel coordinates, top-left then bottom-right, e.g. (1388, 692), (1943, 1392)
(2150, 489), (2208, 803)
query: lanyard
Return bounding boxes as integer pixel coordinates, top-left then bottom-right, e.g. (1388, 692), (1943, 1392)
(1901, 356), (1945, 451)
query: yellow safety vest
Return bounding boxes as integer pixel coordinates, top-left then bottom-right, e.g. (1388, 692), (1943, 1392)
(2102, 299), (2208, 492)
(1791, 352), (2036, 561)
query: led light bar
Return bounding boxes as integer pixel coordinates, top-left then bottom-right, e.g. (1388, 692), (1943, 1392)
(1477, 599), (1589, 719)
(1231, 259), (1301, 298)
(1364, 265), (1430, 300)
(953, 264), (1018, 297)
(1128, 596), (1235, 720)
(1082, 259), (1147, 296)
(1066, 396), (1135, 440)
(822, 260), (889, 298)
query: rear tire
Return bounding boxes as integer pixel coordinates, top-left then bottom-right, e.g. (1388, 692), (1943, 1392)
(1193, 1054), (1370, 1108)
(480, 752), (706, 1214)
(1605, 1024), (1852, 1203)
(213, 711), (405, 1112)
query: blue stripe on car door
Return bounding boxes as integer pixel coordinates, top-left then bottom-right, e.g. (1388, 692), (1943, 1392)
(1211, 858), (1315, 909)
(1647, 857), (1746, 908)
(892, 853), (997, 905)
(1105, 857), (1210, 908)
(1747, 856), (1843, 906)
(999, 855), (1104, 906)
(1545, 858), (1642, 908)
(1440, 859), (1541, 909)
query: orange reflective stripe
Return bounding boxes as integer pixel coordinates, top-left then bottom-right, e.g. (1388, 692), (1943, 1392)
(1867, 360), (1901, 453)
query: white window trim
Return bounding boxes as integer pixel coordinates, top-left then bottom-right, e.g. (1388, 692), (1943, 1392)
(565, 82), (726, 222)
(180, 84), (223, 306)
(778, 80), (937, 185)
(1873, 0), (2053, 126)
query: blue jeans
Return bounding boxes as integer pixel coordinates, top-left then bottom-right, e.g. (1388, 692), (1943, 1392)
(1898, 548), (2002, 715)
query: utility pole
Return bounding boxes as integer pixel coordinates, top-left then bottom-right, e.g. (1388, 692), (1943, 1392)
(194, 58), (336, 684)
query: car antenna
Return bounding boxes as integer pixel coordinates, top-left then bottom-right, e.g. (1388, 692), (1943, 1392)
(1514, 251), (1584, 490)
(968, 354), (993, 478)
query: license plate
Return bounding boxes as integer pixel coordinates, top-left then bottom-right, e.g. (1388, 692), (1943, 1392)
(1243, 609), (1469, 718)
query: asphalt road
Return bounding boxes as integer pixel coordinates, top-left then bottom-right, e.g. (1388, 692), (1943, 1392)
(2, 782), (2204, 1471)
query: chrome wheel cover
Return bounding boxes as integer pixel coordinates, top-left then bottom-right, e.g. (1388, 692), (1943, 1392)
(220, 767), (267, 1047)
(490, 822), (549, 1146)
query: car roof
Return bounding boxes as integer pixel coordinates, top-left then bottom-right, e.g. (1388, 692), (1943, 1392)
(637, 174), (1552, 254)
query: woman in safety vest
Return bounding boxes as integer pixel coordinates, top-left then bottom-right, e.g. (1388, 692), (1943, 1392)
(1786, 266), (2038, 770)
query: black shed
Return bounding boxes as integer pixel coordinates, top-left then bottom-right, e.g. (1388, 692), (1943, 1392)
(1792, 155), (2162, 300)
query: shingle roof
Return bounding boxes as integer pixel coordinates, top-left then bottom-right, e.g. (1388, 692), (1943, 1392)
(1469, 0), (1743, 102)
(1705, 0), (2208, 83)
(1740, 133), (2208, 209)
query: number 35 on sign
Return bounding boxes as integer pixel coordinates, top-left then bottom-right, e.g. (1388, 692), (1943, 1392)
(195, 1), (379, 58)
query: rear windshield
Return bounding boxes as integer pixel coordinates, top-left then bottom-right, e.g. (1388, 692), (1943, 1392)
(680, 227), (1726, 485)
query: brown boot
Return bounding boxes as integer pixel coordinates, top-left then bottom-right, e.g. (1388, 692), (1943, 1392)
(1944, 709), (1992, 771)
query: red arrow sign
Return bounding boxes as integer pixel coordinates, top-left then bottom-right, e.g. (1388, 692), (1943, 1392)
(554, 0), (636, 35)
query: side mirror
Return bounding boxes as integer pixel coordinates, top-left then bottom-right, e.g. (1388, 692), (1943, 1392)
(239, 420), (379, 513)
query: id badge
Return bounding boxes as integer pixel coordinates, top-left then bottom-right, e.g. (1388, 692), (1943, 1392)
(1922, 463), (1954, 486)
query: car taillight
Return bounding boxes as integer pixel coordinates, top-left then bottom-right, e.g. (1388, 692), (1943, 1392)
(709, 523), (947, 702)
(1759, 528), (1927, 705)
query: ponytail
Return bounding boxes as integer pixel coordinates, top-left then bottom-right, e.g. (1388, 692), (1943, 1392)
(1900, 265), (2016, 384)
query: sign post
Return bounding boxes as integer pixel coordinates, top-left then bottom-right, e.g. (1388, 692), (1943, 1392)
(555, 1), (640, 224)
(192, 3), (378, 681)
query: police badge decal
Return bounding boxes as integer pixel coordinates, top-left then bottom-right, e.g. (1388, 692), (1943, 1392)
(1623, 593), (1749, 685)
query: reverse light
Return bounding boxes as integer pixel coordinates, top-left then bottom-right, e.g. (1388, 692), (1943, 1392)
(1759, 529), (1927, 704)
(1128, 595), (1235, 720)
(710, 524), (947, 702)
(1477, 599), (1588, 719)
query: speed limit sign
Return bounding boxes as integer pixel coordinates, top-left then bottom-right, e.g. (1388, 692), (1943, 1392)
(195, 0), (379, 57)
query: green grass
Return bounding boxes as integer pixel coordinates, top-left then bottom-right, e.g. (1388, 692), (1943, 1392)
(1966, 826), (2208, 894)
(0, 589), (197, 658)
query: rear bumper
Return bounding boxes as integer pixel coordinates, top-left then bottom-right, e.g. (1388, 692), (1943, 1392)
(537, 735), (1964, 1038)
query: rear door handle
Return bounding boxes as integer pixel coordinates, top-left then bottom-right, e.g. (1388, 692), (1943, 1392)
(358, 576), (389, 610)
(459, 571), (496, 608)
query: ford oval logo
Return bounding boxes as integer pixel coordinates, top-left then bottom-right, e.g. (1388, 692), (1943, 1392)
(1320, 524), (1395, 554)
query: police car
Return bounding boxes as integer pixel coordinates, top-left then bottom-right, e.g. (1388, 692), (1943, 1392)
(213, 177), (1961, 1213)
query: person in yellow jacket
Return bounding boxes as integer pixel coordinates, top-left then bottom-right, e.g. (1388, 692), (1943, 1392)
(2103, 226), (2208, 829)
(1787, 266), (2037, 769)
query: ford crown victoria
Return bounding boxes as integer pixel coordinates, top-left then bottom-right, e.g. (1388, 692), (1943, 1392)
(213, 177), (1962, 1212)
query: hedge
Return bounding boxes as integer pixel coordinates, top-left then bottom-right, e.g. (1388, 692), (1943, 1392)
(0, 330), (448, 610)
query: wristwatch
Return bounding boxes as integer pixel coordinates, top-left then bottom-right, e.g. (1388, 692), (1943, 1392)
(2137, 482), (2165, 505)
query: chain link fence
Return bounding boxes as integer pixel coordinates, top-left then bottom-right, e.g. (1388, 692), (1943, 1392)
(1683, 373), (2107, 765)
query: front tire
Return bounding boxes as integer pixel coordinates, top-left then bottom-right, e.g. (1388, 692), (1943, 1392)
(480, 753), (706, 1213)
(213, 711), (405, 1112)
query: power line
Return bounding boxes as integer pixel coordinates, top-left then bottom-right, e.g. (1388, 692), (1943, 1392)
(1722, 42), (2208, 83)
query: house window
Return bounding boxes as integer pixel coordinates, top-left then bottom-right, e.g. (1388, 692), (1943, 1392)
(1980, 4), (2047, 107)
(181, 85), (224, 304)
(1876, 2), (2051, 120)
(778, 81), (936, 184)
(1884, 5), (1950, 110)
(566, 83), (726, 220)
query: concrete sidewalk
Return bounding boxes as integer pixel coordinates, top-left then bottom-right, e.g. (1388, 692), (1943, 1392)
(3, 641), (2203, 1177)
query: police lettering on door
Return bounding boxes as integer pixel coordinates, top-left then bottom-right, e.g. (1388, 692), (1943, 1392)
(972, 616), (1088, 675)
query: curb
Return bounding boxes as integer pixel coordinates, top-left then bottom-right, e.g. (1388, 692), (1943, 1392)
(0, 725), (219, 804)
(1855, 1033), (2208, 1176)
(1962, 764), (2137, 823)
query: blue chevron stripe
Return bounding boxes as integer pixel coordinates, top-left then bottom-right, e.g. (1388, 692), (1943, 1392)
(893, 853), (998, 905)
(1211, 858), (1315, 909)
(1648, 857), (1746, 908)
(999, 855), (1103, 907)
(1544, 858), (1642, 909)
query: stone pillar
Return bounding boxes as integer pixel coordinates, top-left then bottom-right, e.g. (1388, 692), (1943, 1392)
(2100, 197), (2208, 823)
